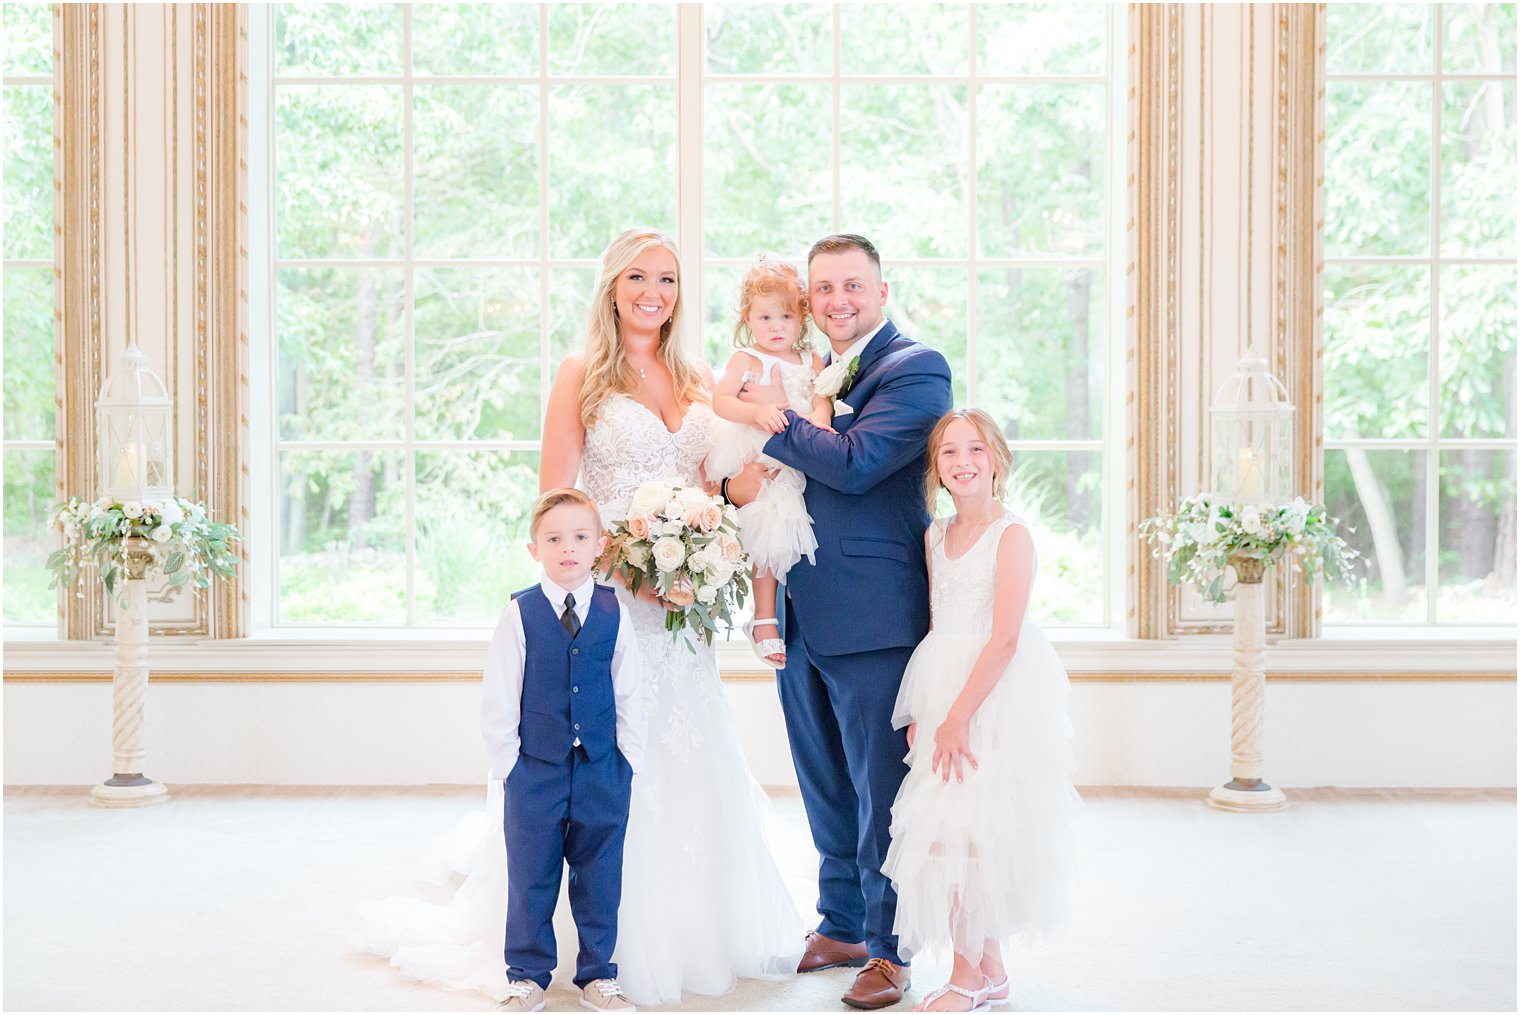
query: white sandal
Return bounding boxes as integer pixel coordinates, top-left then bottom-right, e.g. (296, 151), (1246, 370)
(742, 616), (786, 669)
(983, 975), (1010, 1006)
(916, 978), (991, 1012)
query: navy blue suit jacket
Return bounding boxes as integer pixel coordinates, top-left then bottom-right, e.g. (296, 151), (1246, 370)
(763, 320), (952, 657)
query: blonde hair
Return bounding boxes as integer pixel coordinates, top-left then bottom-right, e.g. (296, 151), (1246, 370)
(577, 228), (709, 429)
(732, 256), (812, 351)
(529, 487), (602, 541)
(923, 408), (1015, 512)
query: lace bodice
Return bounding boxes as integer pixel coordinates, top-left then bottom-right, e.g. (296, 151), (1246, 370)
(739, 350), (817, 414)
(928, 513), (1035, 635)
(581, 394), (715, 522)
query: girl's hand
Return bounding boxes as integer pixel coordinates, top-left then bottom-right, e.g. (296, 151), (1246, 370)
(752, 404), (789, 433)
(805, 408), (836, 432)
(906, 722), (917, 750)
(931, 716), (978, 784)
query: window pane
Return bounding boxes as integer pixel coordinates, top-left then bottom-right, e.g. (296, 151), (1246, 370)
(1441, 265), (1517, 439)
(415, 450), (540, 623)
(1441, 80), (1516, 257)
(414, 268), (540, 441)
(1007, 450), (1104, 625)
(274, 3), (401, 77)
(548, 4), (675, 77)
(3, 84), (54, 260)
(1323, 449), (1428, 623)
(1324, 82), (1431, 258)
(550, 267), (596, 370)
(412, 3), (538, 77)
(977, 267), (1104, 441)
(703, 263), (748, 375)
(3, 266), (55, 441)
(1325, 3), (1432, 73)
(1443, 2), (1518, 74)
(277, 449), (406, 623)
(1437, 449), (1516, 623)
(704, 83), (831, 259)
(1323, 264), (1430, 440)
(841, 84), (968, 259)
(277, 267), (406, 441)
(704, 4), (830, 75)
(888, 268), (968, 406)
(840, 4), (968, 76)
(3, 448), (55, 625)
(276, 86), (403, 259)
(3, 2), (51, 77)
(978, 84), (1105, 258)
(976, 4), (1106, 76)
(413, 84), (538, 259)
(549, 84), (676, 259)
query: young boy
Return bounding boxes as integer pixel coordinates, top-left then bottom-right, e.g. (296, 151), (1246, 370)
(481, 487), (645, 1012)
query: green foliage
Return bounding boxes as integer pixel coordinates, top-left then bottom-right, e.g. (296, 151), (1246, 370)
(3, 84), (53, 259)
(2, 3), (52, 77)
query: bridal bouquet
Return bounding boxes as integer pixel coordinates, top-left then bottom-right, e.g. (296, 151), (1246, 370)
(1141, 493), (1358, 603)
(47, 495), (241, 604)
(600, 478), (750, 646)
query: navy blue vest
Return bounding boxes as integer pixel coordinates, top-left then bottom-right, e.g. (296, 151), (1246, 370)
(514, 582), (621, 763)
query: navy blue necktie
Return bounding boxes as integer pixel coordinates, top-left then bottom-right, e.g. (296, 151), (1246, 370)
(561, 593), (580, 637)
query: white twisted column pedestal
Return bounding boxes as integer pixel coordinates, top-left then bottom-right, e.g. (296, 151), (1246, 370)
(1207, 555), (1288, 812)
(90, 538), (169, 807)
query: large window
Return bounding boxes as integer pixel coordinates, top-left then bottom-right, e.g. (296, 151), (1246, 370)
(2, 2), (57, 627)
(1323, 2), (1516, 625)
(256, 3), (1120, 629)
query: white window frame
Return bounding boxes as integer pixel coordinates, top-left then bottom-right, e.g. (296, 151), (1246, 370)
(1323, 3), (1517, 627)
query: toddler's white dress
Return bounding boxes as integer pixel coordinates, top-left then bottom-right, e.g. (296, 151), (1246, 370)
(704, 349), (818, 578)
(882, 511), (1078, 964)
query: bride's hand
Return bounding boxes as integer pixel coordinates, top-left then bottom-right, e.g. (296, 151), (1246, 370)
(931, 716), (977, 784)
(906, 722), (916, 749)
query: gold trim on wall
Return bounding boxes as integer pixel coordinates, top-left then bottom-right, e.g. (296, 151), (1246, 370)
(55, 3), (104, 641)
(5, 670), (1513, 684)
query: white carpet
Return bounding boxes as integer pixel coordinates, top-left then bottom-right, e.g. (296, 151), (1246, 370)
(3, 786), (1514, 1012)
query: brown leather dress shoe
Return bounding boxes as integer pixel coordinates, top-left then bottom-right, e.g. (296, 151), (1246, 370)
(797, 930), (869, 973)
(841, 957), (910, 1010)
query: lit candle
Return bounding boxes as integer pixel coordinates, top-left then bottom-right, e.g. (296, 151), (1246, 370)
(1236, 447), (1265, 501)
(114, 444), (139, 493)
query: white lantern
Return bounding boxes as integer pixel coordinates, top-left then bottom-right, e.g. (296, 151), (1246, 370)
(1210, 348), (1294, 504)
(96, 343), (173, 502)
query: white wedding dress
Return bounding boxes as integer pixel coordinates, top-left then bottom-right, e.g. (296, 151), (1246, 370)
(355, 394), (803, 1005)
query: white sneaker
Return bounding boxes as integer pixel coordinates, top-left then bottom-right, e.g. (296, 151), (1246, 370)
(580, 978), (636, 1012)
(499, 979), (546, 1012)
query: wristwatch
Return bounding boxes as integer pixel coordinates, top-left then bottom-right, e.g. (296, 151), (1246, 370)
(719, 477), (732, 504)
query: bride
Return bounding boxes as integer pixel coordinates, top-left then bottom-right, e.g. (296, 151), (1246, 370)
(356, 229), (803, 1006)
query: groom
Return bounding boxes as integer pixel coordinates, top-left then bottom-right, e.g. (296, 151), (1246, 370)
(734, 234), (951, 1009)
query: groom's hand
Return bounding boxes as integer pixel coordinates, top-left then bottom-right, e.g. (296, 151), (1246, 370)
(726, 460), (779, 507)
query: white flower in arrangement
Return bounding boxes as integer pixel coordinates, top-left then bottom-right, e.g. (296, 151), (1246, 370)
(651, 536), (686, 573)
(687, 548), (713, 574)
(662, 519), (686, 537)
(122, 500), (145, 519)
(150, 525), (173, 543)
(1240, 505), (1264, 535)
(696, 584), (718, 606)
(626, 543), (651, 569)
(676, 485), (710, 512)
(1194, 518), (1220, 544)
(628, 480), (669, 518)
(159, 499), (185, 526)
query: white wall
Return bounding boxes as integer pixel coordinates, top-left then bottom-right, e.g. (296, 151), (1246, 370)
(5, 678), (1514, 789)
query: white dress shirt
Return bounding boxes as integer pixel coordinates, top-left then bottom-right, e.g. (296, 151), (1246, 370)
(480, 574), (645, 780)
(825, 318), (889, 369)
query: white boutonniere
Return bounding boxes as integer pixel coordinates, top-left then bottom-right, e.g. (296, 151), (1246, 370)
(815, 355), (861, 399)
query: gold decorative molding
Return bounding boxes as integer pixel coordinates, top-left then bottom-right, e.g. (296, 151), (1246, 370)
(7, 670), (1512, 685)
(54, 3), (104, 640)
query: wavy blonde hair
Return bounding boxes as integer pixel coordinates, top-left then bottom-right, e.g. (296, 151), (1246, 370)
(732, 256), (812, 351)
(923, 408), (1015, 513)
(578, 228), (709, 429)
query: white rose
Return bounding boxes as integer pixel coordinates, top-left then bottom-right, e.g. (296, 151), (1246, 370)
(1241, 506), (1263, 535)
(688, 548), (712, 574)
(651, 536), (686, 573)
(707, 558), (736, 586)
(677, 486), (710, 512)
(1195, 519), (1221, 545)
(122, 501), (144, 519)
(159, 500), (185, 526)
(629, 480), (669, 518)
(662, 498), (686, 522)
(150, 525), (173, 543)
(814, 358), (851, 397)
(696, 584), (718, 605)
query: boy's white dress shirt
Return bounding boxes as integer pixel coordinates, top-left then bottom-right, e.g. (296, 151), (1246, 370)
(480, 574), (645, 780)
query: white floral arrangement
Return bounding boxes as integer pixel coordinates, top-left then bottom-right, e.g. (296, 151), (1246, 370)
(1141, 494), (1359, 603)
(600, 477), (751, 646)
(48, 495), (241, 602)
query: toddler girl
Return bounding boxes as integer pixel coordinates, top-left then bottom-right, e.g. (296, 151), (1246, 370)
(707, 257), (832, 668)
